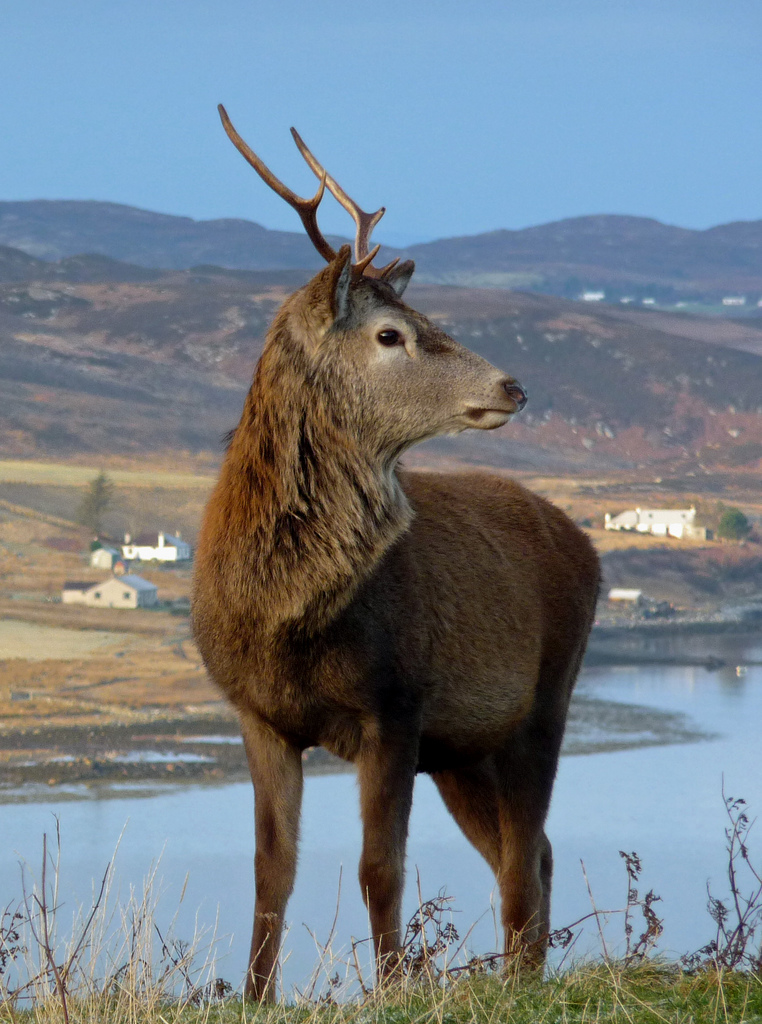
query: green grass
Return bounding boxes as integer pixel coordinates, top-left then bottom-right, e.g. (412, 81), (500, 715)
(3, 964), (762, 1024)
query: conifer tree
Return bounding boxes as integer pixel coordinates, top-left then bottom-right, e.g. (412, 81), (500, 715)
(76, 471), (114, 535)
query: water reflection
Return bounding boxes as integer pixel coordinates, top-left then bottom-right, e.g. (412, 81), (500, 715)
(596, 628), (762, 668)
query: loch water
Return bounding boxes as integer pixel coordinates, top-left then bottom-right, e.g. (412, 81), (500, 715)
(1, 629), (761, 994)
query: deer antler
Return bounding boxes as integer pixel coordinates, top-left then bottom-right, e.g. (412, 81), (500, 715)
(289, 128), (397, 277)
(218, 104), (336, 263)
(289, 128), (384, 265)
(218, 105), (394, 276)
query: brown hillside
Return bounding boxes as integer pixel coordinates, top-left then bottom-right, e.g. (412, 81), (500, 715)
(0, 261), (761, 477)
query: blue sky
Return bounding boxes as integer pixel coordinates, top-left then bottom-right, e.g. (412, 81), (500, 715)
(2, 0), (761, 246)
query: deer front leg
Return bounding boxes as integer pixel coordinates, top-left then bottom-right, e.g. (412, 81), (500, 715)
(356, 727), (417, 982)
(239, 711), (303, 1001)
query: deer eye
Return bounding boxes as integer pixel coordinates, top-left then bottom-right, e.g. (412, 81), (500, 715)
(377, 329), (403, 347)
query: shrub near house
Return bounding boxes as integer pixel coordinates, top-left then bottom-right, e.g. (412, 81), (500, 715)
(717, 508), (752, 541)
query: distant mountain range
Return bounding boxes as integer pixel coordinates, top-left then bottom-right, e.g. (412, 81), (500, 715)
(2, 200), (762, 303)
(1, 244), (761, 474)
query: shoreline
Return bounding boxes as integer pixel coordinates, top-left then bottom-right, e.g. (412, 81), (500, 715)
(0, 708), (353, 801)
(0, 618), (758, 802)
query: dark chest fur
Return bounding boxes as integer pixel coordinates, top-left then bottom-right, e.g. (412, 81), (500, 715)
(194, 542), (425, 754)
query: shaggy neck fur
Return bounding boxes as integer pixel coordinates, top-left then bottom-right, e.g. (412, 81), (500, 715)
(211, 318), (412, 637)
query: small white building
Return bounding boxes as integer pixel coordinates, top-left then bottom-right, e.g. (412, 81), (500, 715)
(608, 588), (644, 605)
(90, 545), (121, 570)
(61, 574), (158, 609)
(722, 296), (746, 307)
(122, 531), (191, 563)
(605, 507), (707, 539)
(581, 291), (605, 302)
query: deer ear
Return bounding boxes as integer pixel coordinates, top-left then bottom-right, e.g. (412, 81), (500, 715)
(329, 245), (353, 321)
(382, 259), (415, 297)
(297, 246), (352, 342)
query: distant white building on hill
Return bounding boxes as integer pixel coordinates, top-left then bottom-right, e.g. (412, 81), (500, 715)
(122, 531), (191, 563)
(604, 507), (710, 540)
(62, 574), (158, 609)
(90, 545), (121, 570)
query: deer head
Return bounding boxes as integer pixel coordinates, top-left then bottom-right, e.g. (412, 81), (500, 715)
(219, 107), (527, 465)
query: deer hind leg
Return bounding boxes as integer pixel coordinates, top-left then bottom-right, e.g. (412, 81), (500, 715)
(433, 758), (553, 964)
(356, 727), (418, 982)
(431, 760), (502, 874)
(239, 711), (304, 1002)
(494, 727), (563, 968)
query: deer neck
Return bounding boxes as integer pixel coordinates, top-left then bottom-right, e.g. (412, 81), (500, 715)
(218, 341), (412, 635)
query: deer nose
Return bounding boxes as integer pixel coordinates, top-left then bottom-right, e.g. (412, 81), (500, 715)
(504, 380), (528, 411)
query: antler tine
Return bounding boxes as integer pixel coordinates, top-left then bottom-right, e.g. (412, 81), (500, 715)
(376, 257), (401, 278)
(290, 127), (386, 265)
(354, 245), (382, 275)
(218, 105), (336, 263)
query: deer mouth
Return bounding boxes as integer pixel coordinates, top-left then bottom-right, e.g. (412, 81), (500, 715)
(464, 380), (527, 428)
(463, 407), (516, 430)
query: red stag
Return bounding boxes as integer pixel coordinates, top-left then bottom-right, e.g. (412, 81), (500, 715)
(192, 106), (600, 1000)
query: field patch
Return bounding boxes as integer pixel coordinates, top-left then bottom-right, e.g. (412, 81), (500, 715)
(0, 619), (134, 661)
(0, 459), (215, 489)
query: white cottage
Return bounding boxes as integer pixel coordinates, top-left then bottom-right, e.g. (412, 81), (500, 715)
(604, 507), (707, 539)
(122, 531), (191, 563)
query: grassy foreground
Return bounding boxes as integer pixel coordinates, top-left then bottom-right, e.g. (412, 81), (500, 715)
(2, 964), (761, 1024)
(2, 798), (761, 1023)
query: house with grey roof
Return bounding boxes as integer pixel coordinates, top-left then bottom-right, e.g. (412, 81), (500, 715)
(61, 574), (158, 609)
